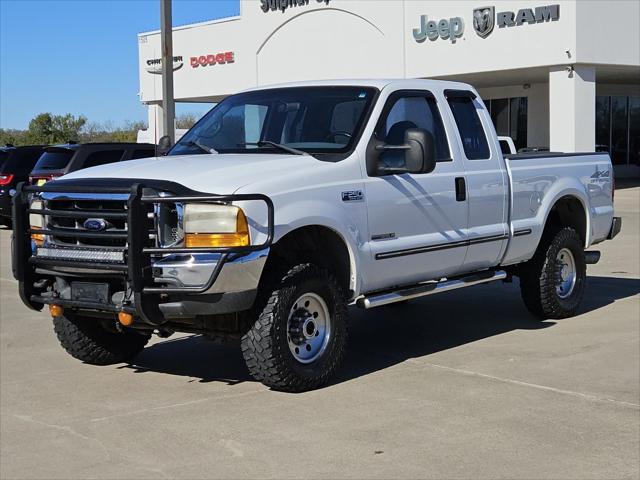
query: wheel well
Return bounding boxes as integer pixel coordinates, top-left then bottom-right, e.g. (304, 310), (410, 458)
(263, 226), (352, 296)
(545, 196), (587, 245)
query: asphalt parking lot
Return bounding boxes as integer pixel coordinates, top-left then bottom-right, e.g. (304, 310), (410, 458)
(1, 186), (638, 480)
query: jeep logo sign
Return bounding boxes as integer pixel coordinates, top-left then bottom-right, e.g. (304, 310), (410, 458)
(413, 4), (559, 43)
(413, 15), (465, 43)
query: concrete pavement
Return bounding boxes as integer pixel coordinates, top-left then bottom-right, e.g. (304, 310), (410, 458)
(1, 186), (638, 479)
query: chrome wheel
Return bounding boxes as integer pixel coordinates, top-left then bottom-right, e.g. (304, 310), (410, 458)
(556, 248), (577, 299)
(287, 292), (331, 364)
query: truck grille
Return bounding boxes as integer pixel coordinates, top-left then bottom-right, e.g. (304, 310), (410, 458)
(44, 198), (155, 249)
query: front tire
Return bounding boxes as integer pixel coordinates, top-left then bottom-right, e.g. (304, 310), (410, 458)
(519, 227), (586, 319)
(53, 314), (150, 365)
(241, 263), (348, 392)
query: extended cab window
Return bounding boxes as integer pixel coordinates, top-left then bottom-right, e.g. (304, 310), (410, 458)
(376, 95), (450, 163)
(82, 150), (125, 169)
(447, 95), (490, 160)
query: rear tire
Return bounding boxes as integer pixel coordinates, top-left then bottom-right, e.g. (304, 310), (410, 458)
(519, 227), (586, 319)
(53, 314), (150, 365)
(241, 263), (348, 392)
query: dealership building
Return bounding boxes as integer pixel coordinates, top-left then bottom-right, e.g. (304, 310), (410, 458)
(137, 0), (640, 176)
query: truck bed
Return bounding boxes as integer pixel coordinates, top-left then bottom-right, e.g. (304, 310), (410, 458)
(502, 152), (614, 265)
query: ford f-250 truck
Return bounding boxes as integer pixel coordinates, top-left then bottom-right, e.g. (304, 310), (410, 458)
(12, 79), (621, 392)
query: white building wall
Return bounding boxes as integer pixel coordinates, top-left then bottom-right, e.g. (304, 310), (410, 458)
(575, 0), (640, 66)
(403, 0), (576, 78)
(549, 65), (595, 152)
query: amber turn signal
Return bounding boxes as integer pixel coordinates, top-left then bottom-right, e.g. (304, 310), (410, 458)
(185, 232), (250, 248)
(185, 208), (250, 248)
(49, 304), (64, 317)
(118, 311), (134, 326)
(31, 226), (45, 247)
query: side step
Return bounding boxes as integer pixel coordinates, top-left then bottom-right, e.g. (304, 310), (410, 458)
(357, 270), (507, 309)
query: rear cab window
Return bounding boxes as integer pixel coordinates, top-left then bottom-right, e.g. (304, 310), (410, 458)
(445, 91), (490, 160)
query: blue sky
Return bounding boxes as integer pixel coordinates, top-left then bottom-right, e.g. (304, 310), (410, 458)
(0, 0), (239, 130)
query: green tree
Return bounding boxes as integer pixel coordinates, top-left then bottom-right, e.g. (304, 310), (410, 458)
(26, 113), (86, 144)
(176, 113), (199, 129)
(52, 113), (87, 143)
(27, 113), (54, 144)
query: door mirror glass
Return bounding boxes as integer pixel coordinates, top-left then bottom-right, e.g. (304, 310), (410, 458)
(376, 128), (436, 175)
(157, 135), (172, 156)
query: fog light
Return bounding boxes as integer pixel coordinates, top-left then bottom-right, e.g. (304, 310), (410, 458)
(49, 304), (64, 317)
(31, 227), (45, 247)
(118, 311), (134, 326)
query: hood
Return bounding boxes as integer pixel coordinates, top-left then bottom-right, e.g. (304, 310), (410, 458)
(60, 153), (327, 193)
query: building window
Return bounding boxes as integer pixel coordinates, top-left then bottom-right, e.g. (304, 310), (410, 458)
(596, 96), (640, 166)
(486, 97), (528, 152)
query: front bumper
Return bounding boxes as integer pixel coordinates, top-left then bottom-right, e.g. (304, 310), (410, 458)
(12, 179), (274, 325)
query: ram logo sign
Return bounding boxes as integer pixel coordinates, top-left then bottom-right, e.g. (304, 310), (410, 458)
(473, 6), (495, 38)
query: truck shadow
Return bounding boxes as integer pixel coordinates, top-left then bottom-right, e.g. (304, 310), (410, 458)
(125, 275), (640, 388)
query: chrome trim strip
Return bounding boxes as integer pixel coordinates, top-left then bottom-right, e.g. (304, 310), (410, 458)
(513, 228), (532, 237)
(375, 233), (508, 260)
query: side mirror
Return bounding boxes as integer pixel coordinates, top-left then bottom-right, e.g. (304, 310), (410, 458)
(156, 135), (172, 156)
(375, 128), (436, 175)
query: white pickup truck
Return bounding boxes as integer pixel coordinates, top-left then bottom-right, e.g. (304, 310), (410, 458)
(13, 79), (621, 392)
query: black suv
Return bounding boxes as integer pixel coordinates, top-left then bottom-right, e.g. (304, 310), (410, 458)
(0, 145), (46, 226)
(29, 142), (156, 186)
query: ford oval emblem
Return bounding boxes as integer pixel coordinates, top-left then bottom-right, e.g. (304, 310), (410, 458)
(83, 218), (108, 231)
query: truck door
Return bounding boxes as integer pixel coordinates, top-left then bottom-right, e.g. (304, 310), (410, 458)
(363, 90), (468, 292)
(444, 90), (508, 272)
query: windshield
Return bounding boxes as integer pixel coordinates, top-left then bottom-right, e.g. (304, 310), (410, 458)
(34, 150), (75, 171)
(169, 86), (377, 157)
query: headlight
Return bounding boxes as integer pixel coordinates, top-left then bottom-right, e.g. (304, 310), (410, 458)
(30, 200), (45, 246)
(183, 204), (250, 248)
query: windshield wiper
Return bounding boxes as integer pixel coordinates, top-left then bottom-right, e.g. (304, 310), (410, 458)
(180, 140), (218, 154)
(243, 141), (307, 156)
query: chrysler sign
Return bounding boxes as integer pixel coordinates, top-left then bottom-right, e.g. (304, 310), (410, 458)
(145, 56), (183, 74)
(414, 4), (559, 43)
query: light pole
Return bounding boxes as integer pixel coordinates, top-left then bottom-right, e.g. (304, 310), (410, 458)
(160, 0), (175, 145)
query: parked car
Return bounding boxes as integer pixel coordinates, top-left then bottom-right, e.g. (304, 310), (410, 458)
(0, 144), (45, 226)
(29, 142), (156, 185)
(13, 79), (620, 392)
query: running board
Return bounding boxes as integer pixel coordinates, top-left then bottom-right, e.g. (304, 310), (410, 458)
(357, 270), (507, 309)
